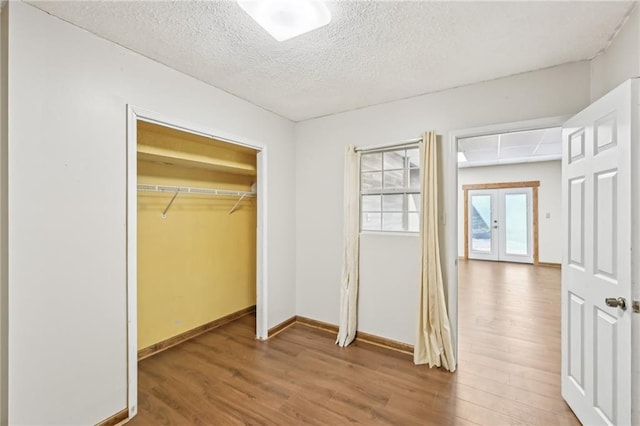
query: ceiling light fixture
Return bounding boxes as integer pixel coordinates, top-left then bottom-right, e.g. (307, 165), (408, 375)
(237, 0), (331, 42)
(457, 152), (467, 162)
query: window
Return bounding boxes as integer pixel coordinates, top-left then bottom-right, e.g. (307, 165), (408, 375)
(360, 147), (421, 232)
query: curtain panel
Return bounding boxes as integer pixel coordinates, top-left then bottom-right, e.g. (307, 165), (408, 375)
(336, 145), (361, 347)
(414, 132), (456, 371)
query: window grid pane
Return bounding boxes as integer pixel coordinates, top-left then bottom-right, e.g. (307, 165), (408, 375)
(361, 153), (382, 172)
(407, 149), (420, 169)
(359, 146), (421, 233)
(408, 212), (420, 232)
(383, 194), (403, 212)
(383, 150), (405, 170)
(361, 171), (382, 190)
(409, 168), (420, 190)
(362, 212), (382, 231)
(382, 212), (403, 231)
(408, 193), (420, 212)
(362, 195), (381, 212)
(383, 170), (404, 188)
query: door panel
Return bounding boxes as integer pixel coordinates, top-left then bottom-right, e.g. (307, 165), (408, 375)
(569, 129), (586, 162)
(594, 170), (617, 279)
(568, 292), (585, 391)
(568, 177), (585, 267)
(594, 307), (617, 423)
(561, 79), (634, 426)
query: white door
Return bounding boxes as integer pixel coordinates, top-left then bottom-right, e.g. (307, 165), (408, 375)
(468, 188), (534, 263)
(561, 79), (635, 425)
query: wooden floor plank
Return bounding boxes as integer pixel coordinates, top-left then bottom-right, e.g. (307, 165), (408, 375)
(129, 260), (579, 425)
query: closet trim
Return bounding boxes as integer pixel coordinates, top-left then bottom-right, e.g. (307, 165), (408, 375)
(126, 105), (269, 421)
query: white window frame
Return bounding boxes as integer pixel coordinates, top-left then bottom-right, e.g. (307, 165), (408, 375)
(360, 146), (420, 233)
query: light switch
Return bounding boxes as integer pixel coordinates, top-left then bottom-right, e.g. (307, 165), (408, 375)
(546, 212), (551, 219)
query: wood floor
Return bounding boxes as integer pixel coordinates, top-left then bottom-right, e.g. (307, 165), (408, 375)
(129, 260), (579, 425)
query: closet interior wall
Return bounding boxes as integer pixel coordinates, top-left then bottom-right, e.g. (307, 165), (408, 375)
(136, 121), (257, 351)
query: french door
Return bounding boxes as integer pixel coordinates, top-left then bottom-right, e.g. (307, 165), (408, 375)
(468, 187), (533, 263)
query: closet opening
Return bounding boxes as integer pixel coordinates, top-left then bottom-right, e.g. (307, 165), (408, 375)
(126, 106), (268, 417)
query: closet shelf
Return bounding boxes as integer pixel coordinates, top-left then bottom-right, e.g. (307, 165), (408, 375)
(138, 184), (256, 218)
(137, 145), (257, 176)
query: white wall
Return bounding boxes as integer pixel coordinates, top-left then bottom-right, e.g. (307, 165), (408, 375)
(295, 61), (591, 345)
(6, 2), (296, 425)
(359, 233), (420, 345)
(590, 4), (640, 102)
(457, 161), (562, 264)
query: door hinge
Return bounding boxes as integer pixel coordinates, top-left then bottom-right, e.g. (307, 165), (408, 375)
(633, 300), (640, 314)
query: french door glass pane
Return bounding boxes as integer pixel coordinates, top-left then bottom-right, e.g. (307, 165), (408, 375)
(471, 195), (492, 252)
(505, 193), (528, 255)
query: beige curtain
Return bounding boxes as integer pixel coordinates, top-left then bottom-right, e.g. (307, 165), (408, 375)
(414, 131), (456, 371)
(336, 145), (360, 347)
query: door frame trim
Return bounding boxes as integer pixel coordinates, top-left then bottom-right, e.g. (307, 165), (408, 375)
(463, 181), (540, 264)
(446, 114), (571, 363)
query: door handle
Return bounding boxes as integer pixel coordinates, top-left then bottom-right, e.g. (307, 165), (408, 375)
(605, 297), (627, 310)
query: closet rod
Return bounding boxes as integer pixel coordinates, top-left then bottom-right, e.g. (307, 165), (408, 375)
(138, 184), (256, 219)
(137, 184), (256, 198)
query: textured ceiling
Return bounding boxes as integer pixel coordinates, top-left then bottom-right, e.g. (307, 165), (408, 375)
(458, 127), (562, 168)
(29, 1), (634, 122)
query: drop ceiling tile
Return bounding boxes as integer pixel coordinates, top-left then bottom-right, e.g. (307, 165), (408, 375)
(534, 143), (562, 155)
(459, 135), (500, 151)
(539, 127), (563, 144)
(499, 129), (547, 148)
(500, 145), (537, 159)
(464, 150), (499, 162)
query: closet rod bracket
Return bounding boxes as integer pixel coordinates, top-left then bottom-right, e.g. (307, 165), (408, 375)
(162, 191), (180, 219)
(228, 193), (247, 215)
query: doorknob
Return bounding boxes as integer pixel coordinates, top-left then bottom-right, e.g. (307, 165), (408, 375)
(605, 297), (627, 310)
